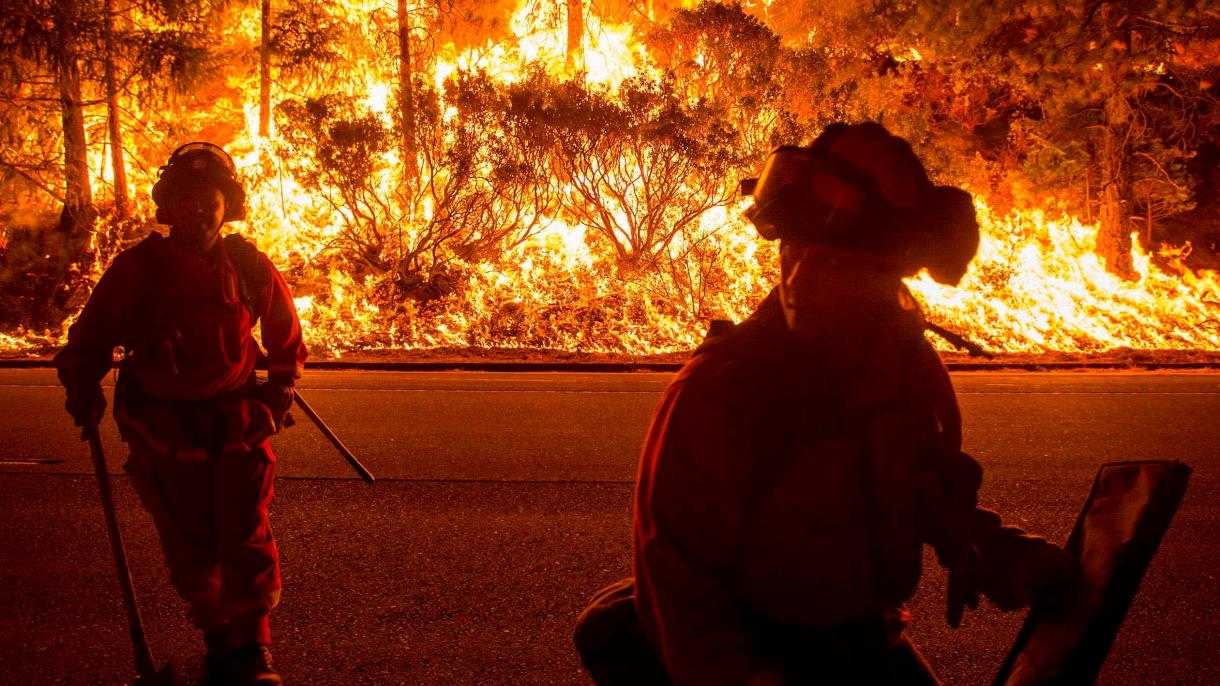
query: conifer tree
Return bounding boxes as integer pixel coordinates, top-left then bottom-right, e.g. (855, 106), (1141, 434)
(901, 0), (1219, 276)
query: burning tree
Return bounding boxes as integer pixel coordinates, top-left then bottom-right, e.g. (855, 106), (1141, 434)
(0, 0), (1216, 355)
(0, 0), (212, 326)
(894, 1), (1220, 278)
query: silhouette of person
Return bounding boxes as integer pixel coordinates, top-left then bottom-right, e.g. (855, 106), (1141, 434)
(577, 123), (1075, 686)
(55, 142), (306, 686)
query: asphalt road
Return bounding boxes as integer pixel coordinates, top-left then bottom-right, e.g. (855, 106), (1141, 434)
(0, 369), (1217, 685)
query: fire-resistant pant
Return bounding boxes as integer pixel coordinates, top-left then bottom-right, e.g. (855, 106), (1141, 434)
(576, 579), (941, 686)
(123, 433), (280, 648)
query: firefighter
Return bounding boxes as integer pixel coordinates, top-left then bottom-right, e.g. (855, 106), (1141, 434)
(579, 123), (1076, 685)
(55, 142), (307, 686)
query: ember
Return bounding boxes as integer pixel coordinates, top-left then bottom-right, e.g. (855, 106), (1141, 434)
(1, 0), (1217, 356)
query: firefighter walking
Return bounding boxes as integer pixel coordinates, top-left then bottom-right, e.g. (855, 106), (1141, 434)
(55, 142), (307, 686)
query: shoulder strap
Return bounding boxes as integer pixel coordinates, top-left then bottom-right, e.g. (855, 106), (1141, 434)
(222, 233), (267, 323)
(119, 233), (179, 370)
(128, 233), (174, 320)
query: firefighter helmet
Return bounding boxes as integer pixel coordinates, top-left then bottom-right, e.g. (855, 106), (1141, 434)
(151, 142), (247, 224)
(740, 123), (979, 286)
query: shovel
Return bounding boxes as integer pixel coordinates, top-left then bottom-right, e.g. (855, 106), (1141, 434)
(84, 424), (177, 686)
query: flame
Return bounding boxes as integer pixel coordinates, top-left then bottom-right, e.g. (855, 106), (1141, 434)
(907, 201), (1220, 352)
(2, 0), (1218, 359)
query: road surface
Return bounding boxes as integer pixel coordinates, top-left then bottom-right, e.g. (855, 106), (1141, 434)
(0, 369), (1216, 685)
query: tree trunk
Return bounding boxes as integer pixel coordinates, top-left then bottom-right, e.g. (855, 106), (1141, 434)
(50, 0), (96, 322)
(57, 2), (95, 238)
(259, 0), (271, 138)
(397, 0), (417, 180)
(565, 0), (584, 73)
(1146, 187), (1153, 247)
(1083, 159), (1092, 223)
(103, 0), (128, 218)
(1097, 123), (1134, 278)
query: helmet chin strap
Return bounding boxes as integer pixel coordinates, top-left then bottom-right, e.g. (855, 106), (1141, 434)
(168, 224), (222, 252)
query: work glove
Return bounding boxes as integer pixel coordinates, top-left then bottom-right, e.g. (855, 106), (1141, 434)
(980, 534), (1078, 611)
(946, 545), (981, 628)
(918, 450), (985, 627)
(255, 380), (295, 433)
(65, 383), (106, 433)
(1025, 543), (1082, 610)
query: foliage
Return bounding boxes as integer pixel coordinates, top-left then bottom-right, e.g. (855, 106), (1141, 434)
(505, 69), (744, 269)
(647, 3), (784, 149)
(898, 0), (1220, 225)
(271, 3), (353, 81)
(276, 70), (555, 301)
(1, 0), (1217, 340)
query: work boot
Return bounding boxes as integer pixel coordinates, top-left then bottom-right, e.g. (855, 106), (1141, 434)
(231, 643), (283, 686)
(203, 627), (234, 685)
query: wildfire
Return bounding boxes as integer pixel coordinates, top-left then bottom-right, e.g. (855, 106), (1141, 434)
(2, 0), (1217, 359)
(909, 203), (1220, 352)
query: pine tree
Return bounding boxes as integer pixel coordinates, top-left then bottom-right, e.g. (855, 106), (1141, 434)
(900, 0), (1220, 277)
(0, 0), (217, 324)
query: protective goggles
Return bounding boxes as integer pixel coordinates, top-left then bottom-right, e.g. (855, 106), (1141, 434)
(740, 145), (881, 241)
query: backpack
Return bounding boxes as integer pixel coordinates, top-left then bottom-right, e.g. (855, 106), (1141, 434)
(573, 578), (671, 686)
(222, 233), (271, 325)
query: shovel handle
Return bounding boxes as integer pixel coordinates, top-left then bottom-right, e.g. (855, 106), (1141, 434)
(85, 425), (160, 680)
(292, 391), (376, 484)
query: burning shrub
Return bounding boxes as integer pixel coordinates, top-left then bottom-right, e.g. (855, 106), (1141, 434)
(412, 69), (555, 263)
(276, 61), (752, 325)
(647, 1), (791, 153)
(277, 94), (395, 270)
(275, 68), (558, 308)
(507, 70), (744, 270)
